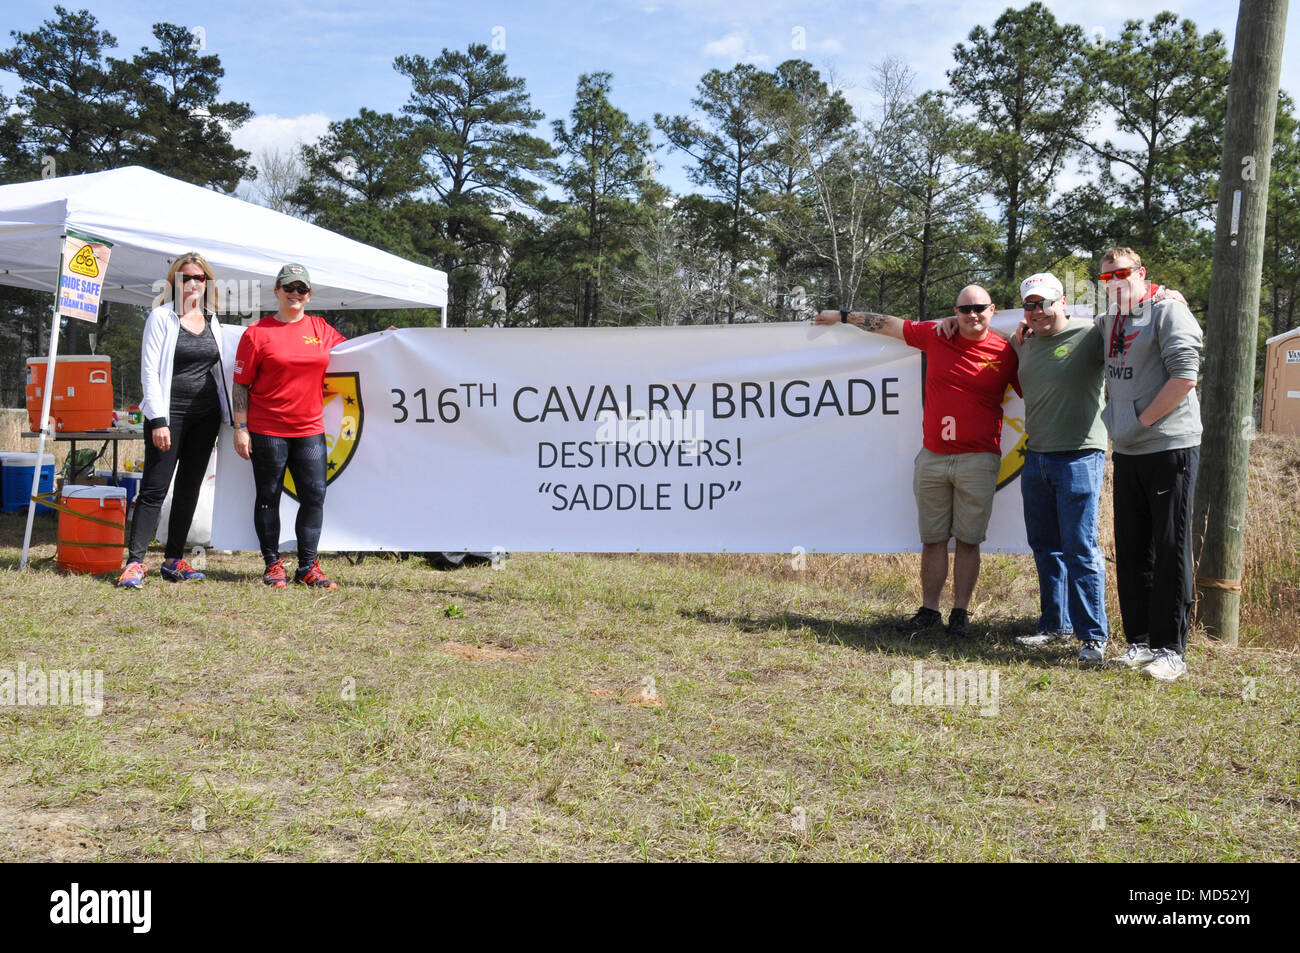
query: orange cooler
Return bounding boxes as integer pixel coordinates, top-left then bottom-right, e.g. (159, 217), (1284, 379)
(26, 355), (114, 432)
(57, 484), (126, 575)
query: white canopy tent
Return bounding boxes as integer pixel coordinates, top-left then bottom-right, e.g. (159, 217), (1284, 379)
(0, 165), (447, 312)
(0, 165), (448, 568)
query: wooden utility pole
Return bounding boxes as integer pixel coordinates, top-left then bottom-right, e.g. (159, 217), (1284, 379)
(1194, 0), (1290, 643)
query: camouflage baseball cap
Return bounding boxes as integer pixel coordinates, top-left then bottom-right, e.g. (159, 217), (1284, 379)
(275, 263), (311, 289)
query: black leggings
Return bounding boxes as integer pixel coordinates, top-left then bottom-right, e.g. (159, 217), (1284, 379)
(249, 432), (328, 568)
(127, 405), (221, 563)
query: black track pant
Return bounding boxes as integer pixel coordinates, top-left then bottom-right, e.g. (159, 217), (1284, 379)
(1112, 446), (1199, 656)
(127, 406), (221, 563)
(249, 432), (328, 568)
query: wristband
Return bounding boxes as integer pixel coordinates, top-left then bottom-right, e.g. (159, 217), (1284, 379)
(236, 423), (249, 431)
(840, 308), (850, 324)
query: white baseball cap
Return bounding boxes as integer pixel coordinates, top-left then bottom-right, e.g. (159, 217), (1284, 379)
(1020, 272), (1064, 301)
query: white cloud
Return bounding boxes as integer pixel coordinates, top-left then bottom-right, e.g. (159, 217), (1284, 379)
(700, 31), (771, 65)
(230, 113), (331, 203)
(231, 113), (332, 164)
(702, 31), (746, 59)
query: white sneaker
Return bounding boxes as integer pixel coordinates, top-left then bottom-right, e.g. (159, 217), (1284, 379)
(1142, 648), (1187, 682)
(1015, 631), (1074, 647)
(1109, 642), (1155, 669)
(1078, 642), (1106, 664)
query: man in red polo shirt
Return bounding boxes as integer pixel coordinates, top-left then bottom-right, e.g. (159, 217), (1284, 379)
(816, 285), (1020, 637)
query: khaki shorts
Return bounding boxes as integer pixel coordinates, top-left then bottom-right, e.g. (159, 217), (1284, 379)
(912, 448), (1001, 545)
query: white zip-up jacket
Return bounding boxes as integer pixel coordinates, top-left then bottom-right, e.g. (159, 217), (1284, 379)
(139, 306), (233, 427)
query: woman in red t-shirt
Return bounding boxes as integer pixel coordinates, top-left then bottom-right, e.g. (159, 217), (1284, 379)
(231, 263), (346, 589)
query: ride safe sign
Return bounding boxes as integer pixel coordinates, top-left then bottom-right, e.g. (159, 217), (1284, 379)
(57, 229), (114, 323)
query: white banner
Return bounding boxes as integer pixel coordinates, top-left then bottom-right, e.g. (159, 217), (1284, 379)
(211, 321), (1030, 554)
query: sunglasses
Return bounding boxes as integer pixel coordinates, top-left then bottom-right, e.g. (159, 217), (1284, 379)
(1023, 298), (1059, 312)
(180, 273), (207, 284)
(279, 282), (310, 295)
(956, 303), (992, 314)
(1098, 267), (1136, 281)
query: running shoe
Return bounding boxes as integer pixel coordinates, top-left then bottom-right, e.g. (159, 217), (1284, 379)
(1077, 641), (1106, 664)
(263, 559), (287, 588)
(1109, 642), (1156, 669)
(1142, 648), (1187, 682)
(293, 559), (338, 590)
(117, 561), (146, 589)
(161, 558), (205, 582)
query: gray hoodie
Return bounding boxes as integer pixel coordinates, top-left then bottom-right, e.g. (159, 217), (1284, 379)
(1099, 295), (1203, 454)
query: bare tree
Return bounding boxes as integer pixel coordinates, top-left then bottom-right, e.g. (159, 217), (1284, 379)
(615, 188), (692, 325)
(760, 61), (912, 312)
(251, 144), (306, 213)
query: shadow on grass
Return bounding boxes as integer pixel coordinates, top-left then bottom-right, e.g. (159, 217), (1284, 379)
(0, 554), (45, 572)
(684, 608), (1076, 668)
(0, 512), (56, 547)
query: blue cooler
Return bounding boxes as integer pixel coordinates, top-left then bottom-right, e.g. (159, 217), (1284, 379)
(95, 469), (142, 511)
(1, 451), (56, 512)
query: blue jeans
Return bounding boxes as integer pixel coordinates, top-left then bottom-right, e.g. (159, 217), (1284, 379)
(1022, 449), (1108, 644)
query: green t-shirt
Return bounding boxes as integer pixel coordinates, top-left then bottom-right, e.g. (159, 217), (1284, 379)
(1010, 318), (1107, 453)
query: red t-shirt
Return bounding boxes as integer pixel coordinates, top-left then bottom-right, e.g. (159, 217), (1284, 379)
(903, 321), (1021, 454)
(233, 314), (346, 437)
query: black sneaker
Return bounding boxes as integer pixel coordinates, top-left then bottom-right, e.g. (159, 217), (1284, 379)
(946, 608), (972, 638)
(896, 606), (943, 634)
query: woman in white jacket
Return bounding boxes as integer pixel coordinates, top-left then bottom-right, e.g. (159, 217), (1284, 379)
(118, 252), (231, 588)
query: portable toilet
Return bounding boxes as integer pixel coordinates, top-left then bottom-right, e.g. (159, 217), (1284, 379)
(1262, 327), (1300, 437)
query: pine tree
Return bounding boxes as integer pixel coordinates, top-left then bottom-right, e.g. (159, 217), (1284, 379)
(657, 64), (775, 323)
(752, 60), (853, 320)
(291, 109), (426, 256)
(890, 91), (990, 320)
(552, 73), (651, 327)
(396, 43), (555, 326)
(947, 2), (1092, 301)
(0, 6), (131, 175)
(1079, 13), (1230, 256)
(121, 22), (254, 191)
(1265, 94), (1300, 338)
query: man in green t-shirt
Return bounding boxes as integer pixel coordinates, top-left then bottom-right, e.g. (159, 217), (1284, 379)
(1010, 273), (1110, 662)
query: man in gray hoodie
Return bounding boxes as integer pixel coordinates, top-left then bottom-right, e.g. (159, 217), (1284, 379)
(1098, 247), (1202, 681)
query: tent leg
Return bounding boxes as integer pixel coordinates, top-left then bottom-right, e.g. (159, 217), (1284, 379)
(20, 283), (64, 570)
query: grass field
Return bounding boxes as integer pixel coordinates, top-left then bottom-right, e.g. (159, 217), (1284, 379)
(1, 411), (1297, 861)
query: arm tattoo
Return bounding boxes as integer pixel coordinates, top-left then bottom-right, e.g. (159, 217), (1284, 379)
(233, 383), (249, 414)
(861, 312), (888, 332)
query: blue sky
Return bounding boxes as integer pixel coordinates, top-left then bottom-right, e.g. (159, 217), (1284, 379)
(3, 0), (1297, 197)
